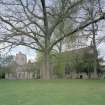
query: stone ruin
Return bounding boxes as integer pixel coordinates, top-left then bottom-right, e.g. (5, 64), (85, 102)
(5, 52), (36, 80)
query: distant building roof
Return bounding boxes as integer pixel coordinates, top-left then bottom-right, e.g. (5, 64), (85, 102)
(62, 46), (94, 55)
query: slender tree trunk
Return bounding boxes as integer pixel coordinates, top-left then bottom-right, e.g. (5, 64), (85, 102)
(92, 23), (98, 79)
(59, 41), (63, 53)
(88, 70), (91, 79)
(89, 0), (99, 79)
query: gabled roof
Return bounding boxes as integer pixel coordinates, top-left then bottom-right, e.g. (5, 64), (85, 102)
(61, 46), (94, 55)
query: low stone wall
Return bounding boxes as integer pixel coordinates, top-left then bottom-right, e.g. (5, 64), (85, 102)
(5, 72), (37, 80)
(65, 72), (88, 79)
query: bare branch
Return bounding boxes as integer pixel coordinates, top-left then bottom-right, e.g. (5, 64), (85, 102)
(49, 13), (105, 51)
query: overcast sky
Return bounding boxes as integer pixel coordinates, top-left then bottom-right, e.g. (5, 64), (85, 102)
(8, 46), (36, 62)
(0, 0), (105, 62)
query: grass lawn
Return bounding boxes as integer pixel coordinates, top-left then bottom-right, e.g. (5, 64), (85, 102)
(0, 80), (105, 105)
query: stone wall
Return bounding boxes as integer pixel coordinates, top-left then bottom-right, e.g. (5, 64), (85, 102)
(5, 72), (36, 80)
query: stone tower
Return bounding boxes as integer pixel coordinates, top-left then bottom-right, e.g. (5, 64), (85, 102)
(15, 52), (27, 66)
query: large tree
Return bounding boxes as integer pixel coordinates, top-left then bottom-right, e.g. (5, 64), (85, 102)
(80, 0), (105, 78)
(0, 0), (105, 79)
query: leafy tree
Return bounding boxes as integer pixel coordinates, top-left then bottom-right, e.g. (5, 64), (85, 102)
(0, 54), (14, 67)
(51, 47), (103, 79)
(0, 54), (14, 79)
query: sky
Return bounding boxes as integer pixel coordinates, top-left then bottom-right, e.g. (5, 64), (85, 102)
(98, 43), (105, 59)
(9, 45), (36, 62)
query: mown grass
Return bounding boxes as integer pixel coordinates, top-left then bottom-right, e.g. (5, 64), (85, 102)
(0, 80), (105, 105)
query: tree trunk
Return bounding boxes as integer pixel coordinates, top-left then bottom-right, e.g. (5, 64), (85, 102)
(41, 51), (50, 80)
(88, 70), (91, 79)
(40, 0), (50, 80)
(92, 23), (98, 79)
(89, 0), (98, 79)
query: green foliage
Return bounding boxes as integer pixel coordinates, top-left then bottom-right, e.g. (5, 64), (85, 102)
(36, 47), (104, 78)
(53, 55), (65, 78)
(51, 51), (79, 77)
(0, 55), (14, 78)
(51, 48), (97, 78)
(0, 55), (14, 67)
